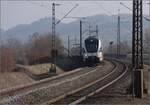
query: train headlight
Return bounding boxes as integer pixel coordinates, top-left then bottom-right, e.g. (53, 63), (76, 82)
(85, 54), (88, 57)
(99, 52), (102, 56)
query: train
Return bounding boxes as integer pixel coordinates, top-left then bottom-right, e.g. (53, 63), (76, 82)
(82, 36), (103, 62)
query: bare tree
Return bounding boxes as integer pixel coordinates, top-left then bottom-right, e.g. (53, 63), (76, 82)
(0, 46), (16, 72)
(0, 32), (64, 72)
(105, 41), (130, 55)
(25, 33), (63, 64)
(6, 38), (24, 63)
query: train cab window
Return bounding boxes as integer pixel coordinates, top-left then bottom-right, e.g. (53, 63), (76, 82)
(85, 38), (98, 53)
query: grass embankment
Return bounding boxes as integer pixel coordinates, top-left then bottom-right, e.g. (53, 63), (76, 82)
(0, 72), (34, 90)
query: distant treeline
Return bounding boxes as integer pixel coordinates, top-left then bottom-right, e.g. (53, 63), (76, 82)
(104, 28), (150, 55)
(0, 28), (149, 73)
(0, 33), (64, 73)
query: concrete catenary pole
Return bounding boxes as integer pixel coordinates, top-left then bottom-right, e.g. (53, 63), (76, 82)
(68, 35), (70, 57)
(80, 20), (82, 59)
(117, 9), (121, 58)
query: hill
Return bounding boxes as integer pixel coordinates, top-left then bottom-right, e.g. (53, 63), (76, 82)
(2, 14), (149, 47)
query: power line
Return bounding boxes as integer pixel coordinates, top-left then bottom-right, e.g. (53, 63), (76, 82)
(26, 0), (76, 17)
(95, 1), (113, 16)
(26, 0), (51, 10)
(120, 2), (150, 22)
(56, 4), (78, 24)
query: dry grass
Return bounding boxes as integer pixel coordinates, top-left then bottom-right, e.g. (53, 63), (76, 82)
(25, 63), (64, 75)
(26, 63), (51, 75)
(0, 72), (34, 90)
(0, 63), (64, 90)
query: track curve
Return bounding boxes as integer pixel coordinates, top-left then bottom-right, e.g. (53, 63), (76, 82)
(45, 59), (127, 105)
(0, 60), (114, 105)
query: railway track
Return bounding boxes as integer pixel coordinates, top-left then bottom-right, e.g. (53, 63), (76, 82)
(0, 60), (113, 105)
(0, 66), (99, 99)
(44, 59), (127, 105)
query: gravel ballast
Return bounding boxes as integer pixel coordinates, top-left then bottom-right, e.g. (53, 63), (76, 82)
(0, 60), (114, 105)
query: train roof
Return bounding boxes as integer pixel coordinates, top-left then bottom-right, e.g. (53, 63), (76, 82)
(85, 36), (101, 41)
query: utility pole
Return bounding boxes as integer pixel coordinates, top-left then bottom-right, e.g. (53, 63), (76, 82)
(80, 20), (82, 59)
(68, 35), (70, 57)
(149, 0), (150, 18)
(50, 3), (78, 59)
(89, 23), (91, 36)
(148, 0), (150, 18)
(50, 3), (59, 73)
(117, 9), (121, 58)
(96, 25), (98, 38)
(132, 0), (143, 98)
(149, 0), (150, 24)
(74, 35), (77, 47)
(149, 0), (150, 67)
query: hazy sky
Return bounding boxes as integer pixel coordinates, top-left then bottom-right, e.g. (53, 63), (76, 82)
(1, 0), (149, 30)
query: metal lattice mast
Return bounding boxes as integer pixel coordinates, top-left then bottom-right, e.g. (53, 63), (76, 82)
(52, 3), (55, 52)
(132, 0), (143, 69)
(80, 20), (82, 58)
(132, 0), (143, 98)
(50, 3), (56, 73)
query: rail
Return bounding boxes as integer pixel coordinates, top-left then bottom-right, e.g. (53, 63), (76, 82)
(46, 59), (127, 105)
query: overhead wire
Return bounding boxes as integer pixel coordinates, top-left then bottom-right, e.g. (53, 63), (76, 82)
(26, 0), (51, 10)
(56, 4), (79, 24)
(26, 0), (74, 16)
(26, 0), (65, 16)
(87, 1), (114, 32)
(120, 2), (150, 22)
(94, 1), (113, 16)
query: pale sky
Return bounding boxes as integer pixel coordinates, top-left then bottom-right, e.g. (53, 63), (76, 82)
(0, 0), (149, 30)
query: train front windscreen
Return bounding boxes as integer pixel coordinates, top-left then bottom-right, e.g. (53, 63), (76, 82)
(85, 38), (98, 53)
